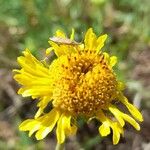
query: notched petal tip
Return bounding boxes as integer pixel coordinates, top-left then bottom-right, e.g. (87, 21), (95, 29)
(98, 34), (108, 42)
(19, 109), (60, 140)
(56, 114), (77, 144)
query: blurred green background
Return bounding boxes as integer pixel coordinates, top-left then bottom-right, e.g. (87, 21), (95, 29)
(0, 0), (150, 149)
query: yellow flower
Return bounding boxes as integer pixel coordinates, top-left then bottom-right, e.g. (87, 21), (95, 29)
(13, 28), (143, 145)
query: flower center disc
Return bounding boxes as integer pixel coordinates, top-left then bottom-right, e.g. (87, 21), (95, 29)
(50, 51), (118, 116)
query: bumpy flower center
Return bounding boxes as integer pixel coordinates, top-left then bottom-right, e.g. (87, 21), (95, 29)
(50, 51), (118, 116)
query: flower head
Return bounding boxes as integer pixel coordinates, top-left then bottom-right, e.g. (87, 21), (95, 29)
(14, 28), (143, 145)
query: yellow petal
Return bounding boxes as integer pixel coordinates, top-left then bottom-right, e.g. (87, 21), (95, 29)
(119, 95), (143, 122)
(42, 109), (60, 126)
(18, 87), (52, 98)
(121, 113), (140, 130)
(46, 47), (53, 56)
(19, 119), (39, 131)
(56, 113), (76, 144)
(97, 110), (112, 136)
(35, 97), (52, 118)
(56, 114), (66, 144)
(14, 49), (53, 100)
(109, 105), (140, 130)
(28, 124), (41, 137)
(96, 110), (123, 145)
(70, 28), (75, 40)
(117, 81), (125, 91)
(110, 56), (117, 67)
(35, 108), (43, 119)
(55, 30), (66, 38)
(48, 41), (64, 57)
(22, 49), (43, 66)
(126, 102), (143, 122)
(19, 119), (42, 137)
(103, 52), (109, 61)
(99, 123), (110, 136)
(111, 123), (121, 145)
(20, 109), (60, 140)
(96, 34), (107, 53)
(63, 115), (77, 136)
(35, 127), (51, 140)
(34, 109), (60, 140)
(84, 28), (96, 50)
(109, 105), (125, 127)
(84, 28), (108, 53)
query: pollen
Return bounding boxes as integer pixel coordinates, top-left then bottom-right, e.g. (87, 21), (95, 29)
(51, 50), (118, 116)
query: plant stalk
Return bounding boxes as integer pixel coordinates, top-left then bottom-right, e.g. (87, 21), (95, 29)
(55, 142), (65, 150)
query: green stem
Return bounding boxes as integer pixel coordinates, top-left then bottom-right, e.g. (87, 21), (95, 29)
(55, 142), (65, 150)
